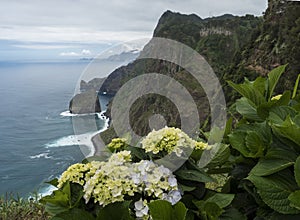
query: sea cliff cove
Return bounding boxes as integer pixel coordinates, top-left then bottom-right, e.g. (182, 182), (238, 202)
(1, 0), (300, 219)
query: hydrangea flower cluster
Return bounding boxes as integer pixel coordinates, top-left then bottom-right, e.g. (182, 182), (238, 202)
(57, 150), (181, 212)
(57, 162), (93, 188)
(108, 137), (127, 150)
(141, 127), (208, 156)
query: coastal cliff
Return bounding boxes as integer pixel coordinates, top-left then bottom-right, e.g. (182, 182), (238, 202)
(71, 0), (300, 145)
(69, 90), (101, 114)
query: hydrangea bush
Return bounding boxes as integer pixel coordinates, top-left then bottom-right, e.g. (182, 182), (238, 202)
(40, 127), (220, 220)
(41, 65), (300, 219)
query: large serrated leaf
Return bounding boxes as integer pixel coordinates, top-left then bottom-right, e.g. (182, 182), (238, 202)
(272, 115), (300, 146)
(205, 144), (230, 169)
(268, 106), (297, 124)
(227, 80), (266, 107)
(193, 200), (223, 219)
(257, 91), (291, 120)
(245, 131), (265, 158)
(250, 147), (297, 176)
(219, 208), (246, 220)
(236, 97), (263, 121)
(205, 193), (235, 208)
(267, 65), (287, 100)
(229, 129), (266, 158)
(96, 201), (134, 220)
(247, 170), (300, 214)
(175, 169), (214, 183)
(288, 190), (300, 210)
(251, 159), (294, 176)
(55, 208), (95, 220)
(148, 200), (187, 220)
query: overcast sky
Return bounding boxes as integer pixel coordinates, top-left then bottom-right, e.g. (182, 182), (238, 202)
(0, 0), (268, 60)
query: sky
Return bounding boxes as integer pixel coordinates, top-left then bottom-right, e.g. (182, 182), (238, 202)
(0, 0), (268, 61)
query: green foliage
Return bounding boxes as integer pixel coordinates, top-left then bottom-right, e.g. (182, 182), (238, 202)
(148, 200), (187, 220)
(97, 202), (134, 220)
(0, 193), (49, 220)
(227, 65), (300, 217)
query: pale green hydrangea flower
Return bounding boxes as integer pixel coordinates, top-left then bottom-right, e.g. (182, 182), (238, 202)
(195, 141), (209, 150)
(108, 138), (127, 150)
(57, 163), (91, 188)
(141, 127), (208, 156)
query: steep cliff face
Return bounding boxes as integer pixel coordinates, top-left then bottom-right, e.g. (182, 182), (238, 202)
(97, 11), (261, 143)
(97, 0), (300, 143)
(228, 0), (300, 91)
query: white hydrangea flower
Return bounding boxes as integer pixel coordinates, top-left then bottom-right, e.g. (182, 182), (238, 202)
(134, 199), (149, 218)
(162, 190), (182, 205)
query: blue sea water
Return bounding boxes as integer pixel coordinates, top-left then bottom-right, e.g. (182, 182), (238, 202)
(0, 60), (120, 196)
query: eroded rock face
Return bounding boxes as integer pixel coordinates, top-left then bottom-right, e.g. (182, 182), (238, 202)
(69, 90), (101, 114)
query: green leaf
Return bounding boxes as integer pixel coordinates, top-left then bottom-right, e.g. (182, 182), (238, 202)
(40, 183), (71, 215)
(70, 183), (84, 207)
(268, 106), (297, 124)
(205, 144), (230, 169)
(127, 146), (149, 160)
(229, 130), (265, 158)
(44, 202), (69, 216)
(46, 178), (59, 188)
(228, 131), (248, 156)
(247, 170), (300, 214)
(253, 76), (267, 96)
(175, 169), (215, 183)
(292, 74), (300, 99)
(250, 147), (297, 176)
(295, 156), (300, 187)
(205, 193), (235, 208)
(272, 115), (300, 146)
(224, 117), (233, 138)
(148, 200), (187, 220)
(288, 190), (300, 210)
(173, 202), (188, 220)
(227, 80), (266, 107)
(55, 208), (95, 220)
(219, 208), (246, 220)
(267, 65), (287, 100)
(193, 200), (223, 220)
(257, 91), (291, 119)
(245, 131), (265, 158)
(178, 183), (196, 192)
(96, 201), (134, 220)
(236, 97), (263, 121)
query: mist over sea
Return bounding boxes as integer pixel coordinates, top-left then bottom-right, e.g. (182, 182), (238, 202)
(0, 60), (119, 196)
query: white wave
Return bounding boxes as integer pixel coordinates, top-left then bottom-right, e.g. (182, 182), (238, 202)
(30, 152), (52, 159)
(47, 110), (109, 157)
(60, 110), (106, 119)
(38, 185), (57, 197)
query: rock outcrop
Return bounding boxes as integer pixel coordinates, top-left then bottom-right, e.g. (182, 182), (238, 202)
(69, 90), (101, 114)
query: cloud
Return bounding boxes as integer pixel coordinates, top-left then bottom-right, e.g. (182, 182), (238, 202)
(59, 49), (92, 57)
(81, 49), (92, 56)
(12, 44), (79, 50)
(0, 0), (268, 43)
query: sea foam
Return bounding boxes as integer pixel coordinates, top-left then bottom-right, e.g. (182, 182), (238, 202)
(46, 110), (109, 157)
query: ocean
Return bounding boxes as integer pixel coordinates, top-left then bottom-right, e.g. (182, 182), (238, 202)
(0, 60), (121, 197)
